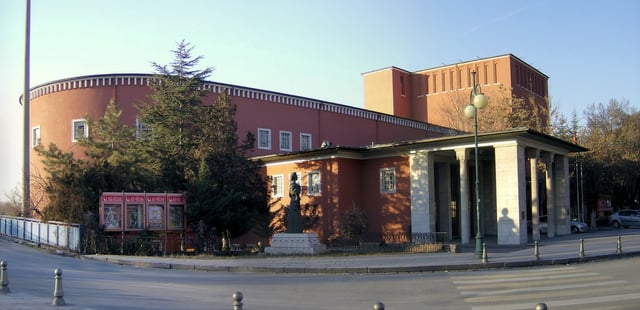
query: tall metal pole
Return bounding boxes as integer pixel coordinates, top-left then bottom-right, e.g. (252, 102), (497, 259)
(22, 0), (32, 217)
(471, 72), (483, 259)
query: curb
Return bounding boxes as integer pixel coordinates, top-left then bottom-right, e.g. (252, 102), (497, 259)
(83, 250), (640, 274)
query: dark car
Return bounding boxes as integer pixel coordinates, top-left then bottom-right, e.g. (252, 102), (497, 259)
(609, 209), (640, 228)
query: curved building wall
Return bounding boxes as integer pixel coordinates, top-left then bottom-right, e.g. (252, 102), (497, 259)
(28, 73), (456, 189)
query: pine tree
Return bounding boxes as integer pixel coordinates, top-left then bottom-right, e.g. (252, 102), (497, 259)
(138, 40), (270, 238)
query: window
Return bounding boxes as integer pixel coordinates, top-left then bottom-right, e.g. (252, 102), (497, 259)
(380, 168), (396, 194)
(72, 119), (88, 142)
(32, 126), (41, 147)
(307, 171), (321, 196)
(300, 133), (312, 151)
(399, 75), (405, 96)
(280, 131), (292, 151)
(135, 118), (150, 140)
(272, 174), (284, 198)
(258, 128), (271, 149)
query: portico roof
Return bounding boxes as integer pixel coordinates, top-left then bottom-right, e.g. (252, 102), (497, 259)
(254, 128), (588, 164)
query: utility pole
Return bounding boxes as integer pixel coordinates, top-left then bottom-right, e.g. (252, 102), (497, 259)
(22, 0), (31, 217)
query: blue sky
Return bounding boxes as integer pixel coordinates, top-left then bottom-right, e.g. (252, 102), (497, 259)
(1, 0), (639, 197)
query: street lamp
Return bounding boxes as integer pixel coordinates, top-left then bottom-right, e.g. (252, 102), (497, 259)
(464, 71), (488, 259)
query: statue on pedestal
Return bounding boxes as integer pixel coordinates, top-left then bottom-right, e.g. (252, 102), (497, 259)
(286, 173), (303, 233)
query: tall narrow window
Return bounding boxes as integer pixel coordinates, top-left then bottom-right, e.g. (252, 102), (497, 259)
(280, 130), (292, 151)
(258, 128), (271, 150)
(300, 133), (312, 151)
(271, 174), (284, 198)
(399, 75), (405, 96)
(308, 171), (321, 196)
(433, 74), (437, 93)
(32, 126), (41, 147)
(449, 71), (454, 90)
(135, 118), (150, 140)
(72, 119), (88, 142)
(424, 75), (429, 95)
(380, 168), (396, 194)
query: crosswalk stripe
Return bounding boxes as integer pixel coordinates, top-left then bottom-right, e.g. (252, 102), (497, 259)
(453, 272), (600, 284)
(470, 292), (640, 310)
(460, 279), (628, 296)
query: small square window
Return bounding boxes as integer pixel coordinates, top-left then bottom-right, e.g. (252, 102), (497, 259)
(272, 174), (284, 198)
(380, 168), (396, 194)
(300, 133), (312, 151)
(32, 126), (41, 147)
(308, 171), (321, 196)
(258, 128), (271, 150)
(280, 131), (292, 151)
(72, 119), (88, 142)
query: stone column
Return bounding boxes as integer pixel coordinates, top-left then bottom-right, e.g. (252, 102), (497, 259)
(494, 144), (527, 245)
(542, 152), (556, 238)
(436, 162), (452, 241)
(529, 149), (541, 240)
(410, 151), (436, 234)
(554, 154), (571, 234)
(456, 149), (471, 244)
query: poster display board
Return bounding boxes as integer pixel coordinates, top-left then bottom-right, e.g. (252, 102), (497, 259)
(167, 193), (186, 230)
(99, 192), (186, 231)
(100, 193), (123, 231)
(125, 193), (145, 230)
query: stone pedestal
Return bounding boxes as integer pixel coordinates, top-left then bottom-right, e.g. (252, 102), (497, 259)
(264, 233), (326, 255)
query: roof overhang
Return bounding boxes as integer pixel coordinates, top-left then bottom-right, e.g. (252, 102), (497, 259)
(253, 128), (588, 165)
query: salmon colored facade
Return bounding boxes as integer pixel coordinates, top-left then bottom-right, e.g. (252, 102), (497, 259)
(260, 149), (413, 242)
(363, 54), (549, 130)
(28, 74), (455, 180)
(27, 55), (585, 248)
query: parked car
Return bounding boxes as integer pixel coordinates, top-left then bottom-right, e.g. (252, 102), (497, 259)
(537, 216), (588, 234)
(609, 209), (640, 228)
(570, 220), (589, 233)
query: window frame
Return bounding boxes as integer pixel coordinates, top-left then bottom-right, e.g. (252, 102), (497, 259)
(72, 119), (88, 142)
(279, 130), (292, 152)
(32, 126), (41, 147)
(257, 128), (271, 150)
(307, 171), (321, 196)
(271, 174), (284, 198)
(135, 118), (150, 140)
(300, 133), (312, 151)
(379, 168), (396, 194)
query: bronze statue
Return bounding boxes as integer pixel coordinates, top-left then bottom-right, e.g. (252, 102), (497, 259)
(286, 173), (303, 233)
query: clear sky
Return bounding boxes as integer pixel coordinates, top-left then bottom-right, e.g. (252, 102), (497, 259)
(1, 0), (639, 198)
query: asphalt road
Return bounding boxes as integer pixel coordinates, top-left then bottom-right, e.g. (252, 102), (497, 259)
(1, 237), (640, 310)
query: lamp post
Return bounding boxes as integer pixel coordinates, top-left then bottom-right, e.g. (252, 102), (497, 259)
(464, 71), (488, 259)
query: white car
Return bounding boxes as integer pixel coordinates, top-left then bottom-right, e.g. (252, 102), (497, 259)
(538, 216), (588, 234)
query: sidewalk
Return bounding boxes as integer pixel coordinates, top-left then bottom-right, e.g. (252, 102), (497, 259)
(84, 229), (640, 274)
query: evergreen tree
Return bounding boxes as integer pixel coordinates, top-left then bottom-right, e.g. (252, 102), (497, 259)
(138, 40), (270, 238)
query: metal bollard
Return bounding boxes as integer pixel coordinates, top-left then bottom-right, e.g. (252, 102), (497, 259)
(1, 261), (9, 294)
(481, 242), (488, 263)
(579, 238), (585, 257)
(51, 268), (65, 306)
(373, 301), (385, 310)
(617, 235), (623, 254)
(533, 241), (540, 260)
(232, 291), (243, 310)
(535, 302), (547, 310)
